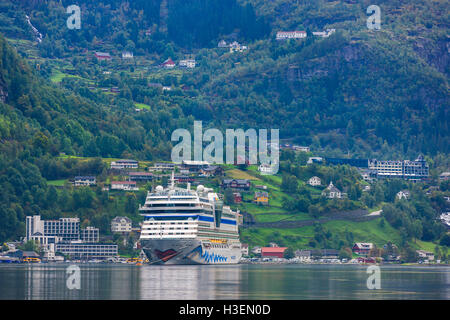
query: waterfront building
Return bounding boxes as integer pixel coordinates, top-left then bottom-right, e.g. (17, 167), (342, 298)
(26, 215), (80, 242)
(241, 243), (249, 256)
(352, 243), (374, 256)
(55, 242), (118, 259)
(416, 250), (434, 262)
(80, 227), (99, 243)
(294, 250), (311, 262)
(261, 247), (287, 258)
(251, 246), (262, 255)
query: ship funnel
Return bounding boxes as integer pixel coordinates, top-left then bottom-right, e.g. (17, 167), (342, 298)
(187, 182), (191, 190)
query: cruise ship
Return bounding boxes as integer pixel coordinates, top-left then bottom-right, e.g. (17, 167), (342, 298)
(138, 173), (242, 264)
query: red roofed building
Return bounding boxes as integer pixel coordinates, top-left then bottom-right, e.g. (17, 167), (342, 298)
(261, 247), (287, 258)
(161, 57), (175, 68)
(94, 52), (111, 61)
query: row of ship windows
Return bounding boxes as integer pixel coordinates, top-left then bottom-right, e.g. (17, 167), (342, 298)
(144, 227), (194, 230)
(146, 222), (194, 225)
(144, 232), (195, 235)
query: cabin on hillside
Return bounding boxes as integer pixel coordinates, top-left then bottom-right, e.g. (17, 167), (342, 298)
(94, 52), (111, 61)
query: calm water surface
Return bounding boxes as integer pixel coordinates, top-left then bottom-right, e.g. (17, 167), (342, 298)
(0, 263), (448, 300)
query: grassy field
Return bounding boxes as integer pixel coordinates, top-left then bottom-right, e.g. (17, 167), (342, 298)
(47, 179), (66, 186)
(241, 217), (404, 249)
(227, 168), (260, 181)
(134, 102), (151, 110)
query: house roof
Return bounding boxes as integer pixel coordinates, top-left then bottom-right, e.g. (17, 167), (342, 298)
(114, 159), (138, 163)
(128, 172), (152, 176)
(162, 58), (175, 66)
(112, 216), (132, 223)
(223, 179), (249, 184)
(261, 247), (287, 253)
(354, 242), (374, 249)
(111, 181), (136, 185)
(324, 181), (341, 193)
(255, 191), (269, 198)
(95, 52), (111, 58)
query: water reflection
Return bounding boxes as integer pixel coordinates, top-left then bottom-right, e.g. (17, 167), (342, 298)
(0, 264), (448, 300)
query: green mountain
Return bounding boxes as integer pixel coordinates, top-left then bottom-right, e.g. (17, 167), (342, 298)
(0, 0), (448, 251)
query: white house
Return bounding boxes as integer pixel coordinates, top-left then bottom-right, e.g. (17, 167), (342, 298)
(241, 243), (249, 256)
(110, 159), (138, 169)
(416, 250), (434, 261)
(312, 29), (336, 38)
(307, 157), (323, 164)
(294, 250), (311, 263)
(111, 181), (139, 191)
(258, 164), (276, 175)
(218, 40), (228, 48)
(396, 190), (411, 200)
(251, 246), (262, 255)
(308, 176), (321, 186)
(276, 31), (307, 40)
(73, 176), (96, 187)
(179, 59), (196, 68)
(122, 51), (133, 59)
(322, 181), (345, 199)
(111, 216), (132, 233)
(293, 145), (310, 152)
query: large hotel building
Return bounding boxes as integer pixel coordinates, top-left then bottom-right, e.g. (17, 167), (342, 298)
(368, 155), (429, 181)
(26, 216), (117, 260)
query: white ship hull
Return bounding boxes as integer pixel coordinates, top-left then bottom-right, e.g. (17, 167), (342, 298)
(141, 239), (242, 265)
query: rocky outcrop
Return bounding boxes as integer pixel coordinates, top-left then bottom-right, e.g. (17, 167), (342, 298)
(413, 37), (450, 75)
(0, 80), (7, 103)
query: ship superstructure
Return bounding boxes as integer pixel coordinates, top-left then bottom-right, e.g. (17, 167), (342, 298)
(138, 173), (242, 264)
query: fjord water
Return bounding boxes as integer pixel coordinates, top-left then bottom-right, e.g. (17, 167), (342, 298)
(0, 264), (448, 300)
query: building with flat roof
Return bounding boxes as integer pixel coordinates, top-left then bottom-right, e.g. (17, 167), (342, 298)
(80, 227), (99, 243)
(56, 242), (118, 259)
(110, 159), (138, 169)
(26, 215), (80, 242)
